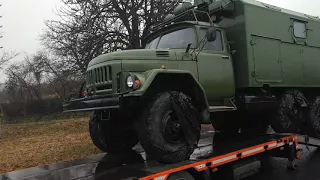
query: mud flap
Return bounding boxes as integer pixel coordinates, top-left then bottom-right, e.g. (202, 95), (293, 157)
(170, 92), (201, 149)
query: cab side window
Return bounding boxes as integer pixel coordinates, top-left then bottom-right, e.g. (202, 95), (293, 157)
(199, 28), (223, 51)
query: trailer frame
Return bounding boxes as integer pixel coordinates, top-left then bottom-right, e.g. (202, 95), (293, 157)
(138, 133), (300, 180)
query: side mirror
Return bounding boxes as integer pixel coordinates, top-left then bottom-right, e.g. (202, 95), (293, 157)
(206, 27), (217, 42)
(227, 41), (236, 55)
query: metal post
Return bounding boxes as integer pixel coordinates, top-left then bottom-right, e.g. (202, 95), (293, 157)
(286, 139), (297, 170)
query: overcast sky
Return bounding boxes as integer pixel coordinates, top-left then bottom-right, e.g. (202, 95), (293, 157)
(0, 0), (319, 82)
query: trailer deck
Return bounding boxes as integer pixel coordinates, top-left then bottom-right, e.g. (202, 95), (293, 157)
(0, 133), (301, 180)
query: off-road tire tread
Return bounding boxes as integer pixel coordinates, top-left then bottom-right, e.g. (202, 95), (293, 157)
(306, 97), (320, 138)
(270, 90), (303, 133)
(136, 91), (200, 163)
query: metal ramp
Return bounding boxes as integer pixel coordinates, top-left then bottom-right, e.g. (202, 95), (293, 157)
(297, 134), (320, 148)
(267, 133), (320, 148)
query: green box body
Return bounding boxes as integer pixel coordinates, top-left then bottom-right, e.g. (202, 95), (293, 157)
(220, 0), (320, 89)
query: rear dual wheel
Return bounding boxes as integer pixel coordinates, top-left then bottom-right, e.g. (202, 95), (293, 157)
(269, 89), (320, 139)
(306, 97), (320, 138)
(270, 90), (306, 134)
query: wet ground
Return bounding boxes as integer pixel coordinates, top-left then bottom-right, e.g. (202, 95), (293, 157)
(1, 132), (320, 180)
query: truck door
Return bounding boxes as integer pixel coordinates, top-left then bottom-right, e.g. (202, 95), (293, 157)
(251, 35), (283, 83)
(196, 28), (235, 105)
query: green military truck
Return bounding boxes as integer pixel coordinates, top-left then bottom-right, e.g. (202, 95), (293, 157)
(63, 0), (320, 163)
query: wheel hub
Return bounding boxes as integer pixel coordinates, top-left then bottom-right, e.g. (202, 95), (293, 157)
(172, 122), (181, 132)
(162, 111), (183, 143)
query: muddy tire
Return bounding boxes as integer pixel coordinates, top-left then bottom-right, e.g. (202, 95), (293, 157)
(136, 91), (200, 163)
(270, 90), (306, 133)
(89, 111), (139, 153)
(306, 97), (320, 138)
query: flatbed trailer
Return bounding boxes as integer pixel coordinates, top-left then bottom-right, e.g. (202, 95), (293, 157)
(0, 133), (301, 180)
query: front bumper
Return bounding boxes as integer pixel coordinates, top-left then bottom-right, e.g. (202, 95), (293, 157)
(63, 94), (120, 112)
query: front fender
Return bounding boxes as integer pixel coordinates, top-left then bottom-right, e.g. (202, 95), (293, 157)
(127, 69), (201, 96)
(125, 69), (210, 124)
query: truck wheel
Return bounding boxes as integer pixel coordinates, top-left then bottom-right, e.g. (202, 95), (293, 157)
(306, 97), (320, 138)
(270, 90), (304, 133)
(136, 91), (201, 163)
(89, 111), (139, 153)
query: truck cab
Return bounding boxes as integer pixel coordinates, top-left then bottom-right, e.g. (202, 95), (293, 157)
(64, 5), (235, 116)
(144, 21), (235, 107)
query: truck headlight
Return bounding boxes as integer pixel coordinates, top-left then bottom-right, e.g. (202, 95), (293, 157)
(127, 76), (134, 88)
(125, 73), (142, 90)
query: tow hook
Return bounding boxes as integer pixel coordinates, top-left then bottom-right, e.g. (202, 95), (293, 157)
(100, 110), (110, 121)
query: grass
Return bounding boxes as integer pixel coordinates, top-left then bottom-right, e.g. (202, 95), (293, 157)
(0, 117), (214, 174)
(0, 117), (101, 174)
(1, 112), (91, 124)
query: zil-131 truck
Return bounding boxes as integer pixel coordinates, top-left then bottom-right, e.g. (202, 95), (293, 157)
(63, 0), (320, 163)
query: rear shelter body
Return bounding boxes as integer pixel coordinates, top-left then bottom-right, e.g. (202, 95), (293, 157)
(219, 0), (320, 89)
(209, 0), (320, 138)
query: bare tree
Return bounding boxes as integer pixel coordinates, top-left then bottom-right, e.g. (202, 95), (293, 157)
(5, 62), (39, 101)
(1, 51), (81, 123)
(41, 0), (181, 73)
(4, 52), (50, 101)
(25, 50), (83, 100)
(0, 50), (19, 69)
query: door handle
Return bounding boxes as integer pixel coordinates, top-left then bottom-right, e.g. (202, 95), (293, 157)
(222, 56), (230, 59)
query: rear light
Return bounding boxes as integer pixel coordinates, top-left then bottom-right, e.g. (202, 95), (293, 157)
(212, 168), (218, 172)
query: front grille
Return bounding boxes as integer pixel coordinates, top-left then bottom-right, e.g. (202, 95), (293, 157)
(86, 65), (113, 93)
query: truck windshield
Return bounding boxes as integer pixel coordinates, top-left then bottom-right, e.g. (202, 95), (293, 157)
(146, 27), (196, 49)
